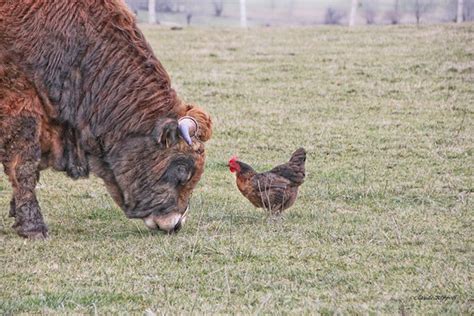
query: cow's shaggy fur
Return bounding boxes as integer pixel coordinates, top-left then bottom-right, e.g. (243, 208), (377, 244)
(0, 0), (212, 238)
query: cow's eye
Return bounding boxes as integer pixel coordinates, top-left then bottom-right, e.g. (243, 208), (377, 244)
(161, 156), (195, 186)
(177, 165), (187, 175)
(176, 164), (192, 184)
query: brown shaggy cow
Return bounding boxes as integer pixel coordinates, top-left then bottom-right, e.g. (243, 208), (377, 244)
(0, 0), (212, 238)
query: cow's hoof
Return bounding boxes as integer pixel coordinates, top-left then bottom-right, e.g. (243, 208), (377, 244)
(14, 223), (48, 240)
(18, 229), (48, 240)
(9, 199), (16, 217)
(24, 230), (48, 240)
(66, 163), (89, 179)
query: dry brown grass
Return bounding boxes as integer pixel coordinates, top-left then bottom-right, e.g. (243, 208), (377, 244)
(1, 24), (473, 313)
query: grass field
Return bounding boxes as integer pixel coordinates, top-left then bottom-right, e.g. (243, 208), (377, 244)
(1, 24), (473, 314)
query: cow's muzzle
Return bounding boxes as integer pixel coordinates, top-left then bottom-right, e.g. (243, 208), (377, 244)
(143, 206), (189, 234)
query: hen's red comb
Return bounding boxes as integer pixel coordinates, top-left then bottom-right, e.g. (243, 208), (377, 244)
(229, 155), (238, 164)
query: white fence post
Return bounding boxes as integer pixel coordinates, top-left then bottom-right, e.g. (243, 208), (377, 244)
(148, 0), (156, 24)
(457, 0), (464, 23)
(240, 0), (247, 28)
(349, 0), (358, 27)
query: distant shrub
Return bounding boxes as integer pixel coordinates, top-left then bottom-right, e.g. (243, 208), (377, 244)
(362, 0), (377, 25)
(464, 0), (474, 21)
(324, 7), (345, 25)
(364, 8), (376, 24)
(213, 0), (224, 17)
(385, 10), (401, 24)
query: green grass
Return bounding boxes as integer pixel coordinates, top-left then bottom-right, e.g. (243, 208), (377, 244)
(1, 24), (473, 314)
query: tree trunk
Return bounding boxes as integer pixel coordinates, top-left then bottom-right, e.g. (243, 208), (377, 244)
(240, 0), (247, 28)
(213, 0), (224, 17)
(349, 0), (358, 26)
(148, 0), (156, 24)
(457, 0), (464, 23)
(185, 0), (193, 25)
(394, 0), (400, 24)
(415, 0), (420, 25)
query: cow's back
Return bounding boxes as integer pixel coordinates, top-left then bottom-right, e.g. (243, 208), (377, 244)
(0, 0), (177, 146)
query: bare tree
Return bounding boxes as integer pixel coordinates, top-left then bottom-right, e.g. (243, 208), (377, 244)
(384, 0), (401, 24)
(185, 0), (194, 25)
(393, 0), (400, 24)
(414, 0), (421, 24)
(349, 0), (358, 26)
(413, 0), (434, 25)
(324, 7), (345, 25)
(148, 0), (156, 24)
(457, 0), (464, 22)
(466, 0), (474, 21)
(213, 0), (224, 17)
(364, 10), (376, 24)
(362, 0), (377, 24)
(156, 0), (174, 12)
(186, 12), (192, 25)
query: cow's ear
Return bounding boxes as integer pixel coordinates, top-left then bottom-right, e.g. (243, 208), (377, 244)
(153, 118), (179, 148)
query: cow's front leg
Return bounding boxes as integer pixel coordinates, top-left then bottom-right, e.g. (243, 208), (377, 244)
(11, 158), (47, 239)
(3, 117), (48, 239)
(3, 162), (17, 218)
(9, 197), (16, 217)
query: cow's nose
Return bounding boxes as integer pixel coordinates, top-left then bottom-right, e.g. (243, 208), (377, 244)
(143, 206), (188, 234)
(170, 205), (189, 234)
(170, 218), (183, 234)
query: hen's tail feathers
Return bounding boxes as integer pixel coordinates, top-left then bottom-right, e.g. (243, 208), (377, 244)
(289, 147), (306, 165)
(288, 147), (306, 185)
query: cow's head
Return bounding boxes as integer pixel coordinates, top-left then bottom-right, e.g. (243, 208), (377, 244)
(102, 107), (212, 234)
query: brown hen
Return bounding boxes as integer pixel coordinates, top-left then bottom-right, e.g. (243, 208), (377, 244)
(228, 148), (306, 214)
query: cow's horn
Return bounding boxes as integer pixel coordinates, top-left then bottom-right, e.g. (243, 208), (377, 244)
(178, 116), (198, 146)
